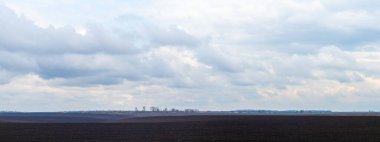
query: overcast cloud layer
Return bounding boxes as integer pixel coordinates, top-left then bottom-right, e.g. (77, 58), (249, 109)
(1, 0), (380, 111)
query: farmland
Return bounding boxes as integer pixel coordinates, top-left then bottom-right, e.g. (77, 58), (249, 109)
(1, 115), (380, 141)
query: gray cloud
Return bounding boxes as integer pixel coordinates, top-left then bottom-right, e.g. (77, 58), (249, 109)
(1, 1), (380, 111)
(0, 4), (203, 86)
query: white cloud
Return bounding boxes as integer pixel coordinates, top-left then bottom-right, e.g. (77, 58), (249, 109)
(1, 1), (380, 111)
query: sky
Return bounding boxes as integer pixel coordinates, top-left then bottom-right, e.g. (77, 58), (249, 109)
(1, 0), (380, 112)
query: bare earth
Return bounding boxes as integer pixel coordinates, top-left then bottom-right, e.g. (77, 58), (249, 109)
(1, 115), (380, 141)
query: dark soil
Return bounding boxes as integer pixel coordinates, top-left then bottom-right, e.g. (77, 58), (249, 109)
(1, 115), (380, 142)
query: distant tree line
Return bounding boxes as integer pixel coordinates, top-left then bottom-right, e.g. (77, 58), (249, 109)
(134, 106), (199, 112)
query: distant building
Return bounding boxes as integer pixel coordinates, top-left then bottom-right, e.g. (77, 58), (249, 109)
(150, 106), (160, 112)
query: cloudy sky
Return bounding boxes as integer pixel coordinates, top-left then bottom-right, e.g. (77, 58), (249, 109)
(1, 0), (380, 112)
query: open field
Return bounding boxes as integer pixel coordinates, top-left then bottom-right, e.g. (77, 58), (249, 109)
(1, 115), (380, 141)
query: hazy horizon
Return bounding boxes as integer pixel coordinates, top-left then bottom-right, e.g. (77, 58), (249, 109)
(1, 0), (380, 112)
